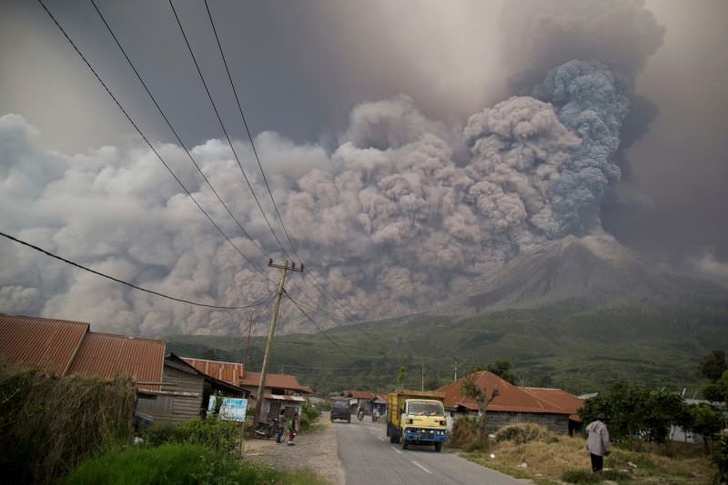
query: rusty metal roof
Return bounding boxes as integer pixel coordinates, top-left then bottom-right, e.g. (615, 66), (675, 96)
(67, 332), (165, 392)
(182, 357), (245, 386)
(0, 313), (89, 375)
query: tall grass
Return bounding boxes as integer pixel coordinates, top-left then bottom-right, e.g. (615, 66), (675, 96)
(0, 366), (135, 483)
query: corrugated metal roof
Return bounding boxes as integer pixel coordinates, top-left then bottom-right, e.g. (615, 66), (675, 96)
(67, 332), (165, 392)
(182, 357), (245, 386)
(0, 313), (89, 375)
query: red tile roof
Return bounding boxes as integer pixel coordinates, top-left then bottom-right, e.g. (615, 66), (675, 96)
(436, 371), (583, 416)
(0, 313), (88, 375)
(182, 357), (245, 386)
(67, 332), (165, 392)
(342, 389), (375, 399)
(240, 371), (313, 394)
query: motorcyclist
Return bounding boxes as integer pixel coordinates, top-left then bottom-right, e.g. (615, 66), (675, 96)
(357, 407), (364, 421)
(372, 407), (379, 422)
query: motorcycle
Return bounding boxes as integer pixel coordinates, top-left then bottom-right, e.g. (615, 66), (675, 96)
(253, 417), (279, 439)
(357, 409), (364, 421)
(372, 410), (379, 422)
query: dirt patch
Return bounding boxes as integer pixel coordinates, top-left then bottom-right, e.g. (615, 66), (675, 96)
(243, 414), (345, 485)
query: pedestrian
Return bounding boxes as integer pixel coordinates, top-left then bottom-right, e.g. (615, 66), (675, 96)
(287, 411), (299, 446)
(586, 413), (611, 473)
(276, 409), (287, 443)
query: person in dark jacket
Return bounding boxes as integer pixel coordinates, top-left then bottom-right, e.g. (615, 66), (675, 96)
(276, 409), (287, 443)
(586, 413), (611, 472)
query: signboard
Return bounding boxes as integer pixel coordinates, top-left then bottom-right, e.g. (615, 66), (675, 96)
(208, 396), (247, 422)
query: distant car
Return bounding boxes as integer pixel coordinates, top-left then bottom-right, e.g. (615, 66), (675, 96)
(330, 400), (351, 423)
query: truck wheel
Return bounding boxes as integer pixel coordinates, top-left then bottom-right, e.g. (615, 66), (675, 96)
(434, 442), (443, 452)
(401, 438), (408, 450)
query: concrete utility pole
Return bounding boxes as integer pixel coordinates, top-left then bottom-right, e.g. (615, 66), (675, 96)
(253, 259), (303, 426)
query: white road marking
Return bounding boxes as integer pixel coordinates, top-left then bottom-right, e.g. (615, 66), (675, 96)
(411, 460), (432, 474)
(393, 447), (402, 454)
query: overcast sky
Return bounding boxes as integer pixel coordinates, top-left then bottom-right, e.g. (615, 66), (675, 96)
(1, 0), (726, 337)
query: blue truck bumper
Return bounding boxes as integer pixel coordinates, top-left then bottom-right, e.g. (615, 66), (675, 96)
(403, 428), (448, 443)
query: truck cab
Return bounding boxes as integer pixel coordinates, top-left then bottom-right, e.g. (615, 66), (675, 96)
(386, 391), (448, 452)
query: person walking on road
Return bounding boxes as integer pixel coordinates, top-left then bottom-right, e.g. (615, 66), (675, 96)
(276, 409), (287, 443)
(586, 413), (611, 473)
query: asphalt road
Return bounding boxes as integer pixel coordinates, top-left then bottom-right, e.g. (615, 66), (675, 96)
(334, 418), (530, 485)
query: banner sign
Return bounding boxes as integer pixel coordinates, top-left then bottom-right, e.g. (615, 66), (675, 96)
(208, 396), (247, 422)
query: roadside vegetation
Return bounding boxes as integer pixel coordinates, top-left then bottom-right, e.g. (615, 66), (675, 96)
(0, 365), (327, 484)
(448, 365), (728, 484)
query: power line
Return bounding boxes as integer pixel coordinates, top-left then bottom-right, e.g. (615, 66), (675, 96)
(285, 291), (356, 363)
(168, 0), (288, 256)
(203, 0), (297, 258)
(201, 1), (363, 324)
(0, 230), (272, 310)
(90, 0), (267, 259)
(36, 0), (268, 279)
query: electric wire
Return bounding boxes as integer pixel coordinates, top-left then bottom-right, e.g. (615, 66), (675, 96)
(167, 0), (289, 256)
(0, 230), (273, 310)
(284, 290), (356, 363)
(36, 0), (269, 279)
(203, 0), (297, 258)
(90, 0), (267, 259)
(202, 1), (364, 324)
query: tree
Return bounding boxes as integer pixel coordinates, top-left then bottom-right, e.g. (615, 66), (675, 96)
(486, 360), (516, 384)
(461, 374), (499, 443)
(686, 403), (725, 453)
(699, 350), (727, 382)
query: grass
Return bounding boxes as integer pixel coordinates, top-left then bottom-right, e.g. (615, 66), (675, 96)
(458, 424), (714, 484)
(63, 443), (329, 485)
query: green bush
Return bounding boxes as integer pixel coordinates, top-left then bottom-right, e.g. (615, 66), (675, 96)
(142, 416), (241, 457)
(64, 443), (284, 485)
(299, 401), (320, 431)
(713, 432), (728, 484)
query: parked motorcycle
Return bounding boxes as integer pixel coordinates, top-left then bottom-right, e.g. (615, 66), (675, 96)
(253, 417), (279, 439)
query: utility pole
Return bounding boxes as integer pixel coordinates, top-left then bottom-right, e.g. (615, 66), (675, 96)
(253, 259), (303, 426)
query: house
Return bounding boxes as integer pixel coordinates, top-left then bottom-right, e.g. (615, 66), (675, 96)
(135, 354), (248, 425)
(436, 371), (584, 435)
(0, 313), (247, 425)
(183, 357), (313, 421)
(341, 389), (375, 414)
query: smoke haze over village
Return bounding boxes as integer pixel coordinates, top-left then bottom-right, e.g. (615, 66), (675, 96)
(1, 0), (727, 337)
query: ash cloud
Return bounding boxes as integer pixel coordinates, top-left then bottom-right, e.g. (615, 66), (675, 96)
(4, 0), (721, 337)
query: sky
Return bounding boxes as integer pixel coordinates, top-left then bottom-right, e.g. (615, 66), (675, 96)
(1, 0), (727, 337)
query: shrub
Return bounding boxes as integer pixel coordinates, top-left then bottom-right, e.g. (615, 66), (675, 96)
(0, 367), (135, 484)
(713, 432), (728, 484)
(494, 423), (557, 445)
(142, 416), (241, 457)
(449, 416), (478, 449)
(64, 443), (284, 485)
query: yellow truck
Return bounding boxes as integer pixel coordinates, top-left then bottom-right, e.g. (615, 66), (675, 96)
(386, 390), (449, 452)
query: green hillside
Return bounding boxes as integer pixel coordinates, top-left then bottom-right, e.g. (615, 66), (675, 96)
(165, 301), (727, 397)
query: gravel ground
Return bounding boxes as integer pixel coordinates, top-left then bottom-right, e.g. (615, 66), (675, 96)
(242, 413), (345, 485)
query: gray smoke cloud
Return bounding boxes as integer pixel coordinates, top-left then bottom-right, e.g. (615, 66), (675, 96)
(0, 0), (682, 337)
